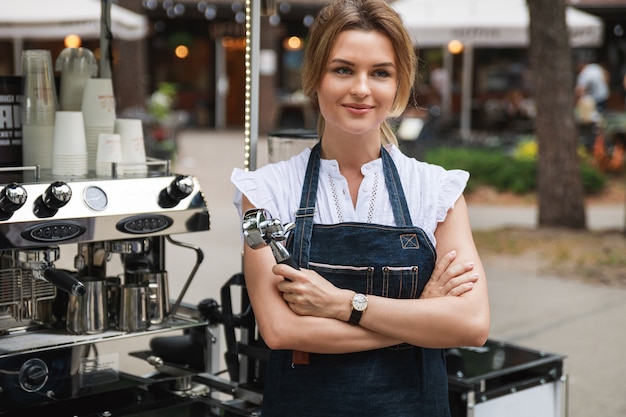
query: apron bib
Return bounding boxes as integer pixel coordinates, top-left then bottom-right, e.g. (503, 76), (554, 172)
(261, 144), (450, 417)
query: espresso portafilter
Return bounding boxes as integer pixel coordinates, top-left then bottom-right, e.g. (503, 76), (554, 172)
(17, 246), (86, 328)
(242, 208), (311, 364)
(17, 246), (86, 296)
(242, 208), (299, 271)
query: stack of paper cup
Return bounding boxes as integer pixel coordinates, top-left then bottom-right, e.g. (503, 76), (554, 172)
(82, 78), (116, 172)
(96, 133), (123, 177)
(114, 118), (148, 176)
(21, 50), (58, 169)
(55, 47), (98, 111)
(52, 111), (88, 177)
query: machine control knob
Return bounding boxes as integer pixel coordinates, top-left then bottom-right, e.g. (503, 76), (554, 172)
(18, 358), (49, 393)
(158, 175), (194, 208)
(43, 181), (72, 209)
(33, 181), (72, 218)
(0, 182), (28, 219)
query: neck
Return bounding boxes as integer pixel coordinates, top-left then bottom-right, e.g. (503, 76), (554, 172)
(320, 129), (382, 170)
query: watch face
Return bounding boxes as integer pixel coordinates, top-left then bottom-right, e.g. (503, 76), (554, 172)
(352, 293), (368, 311)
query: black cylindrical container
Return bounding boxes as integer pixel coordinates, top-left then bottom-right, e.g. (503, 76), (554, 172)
(0, 76), (23, 167)
(0, 76), (23, 183)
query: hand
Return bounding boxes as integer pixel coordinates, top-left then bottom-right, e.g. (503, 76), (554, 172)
(273, 264), (351, 320)
(420, 250), (478, 299)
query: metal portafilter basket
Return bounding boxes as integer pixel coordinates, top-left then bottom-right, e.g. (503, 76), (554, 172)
(242, 208), (299, 271)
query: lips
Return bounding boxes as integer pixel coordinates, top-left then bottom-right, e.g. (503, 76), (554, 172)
(343, 103), (374, 114)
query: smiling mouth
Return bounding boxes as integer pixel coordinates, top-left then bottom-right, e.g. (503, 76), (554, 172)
(344, 104), (374, 111)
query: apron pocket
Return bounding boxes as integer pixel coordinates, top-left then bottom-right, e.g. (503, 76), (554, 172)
(382, 265), (421, 299)
(308, 262), (374, 295)
(308, 262), (424, 299)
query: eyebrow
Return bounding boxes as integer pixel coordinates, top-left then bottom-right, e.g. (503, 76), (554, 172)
(329, 58), (396, 68)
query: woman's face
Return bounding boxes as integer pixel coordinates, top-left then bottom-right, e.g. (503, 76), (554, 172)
(317, 30), (398, 138)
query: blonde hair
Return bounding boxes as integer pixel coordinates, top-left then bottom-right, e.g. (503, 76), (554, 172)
(301, 0), (417, 145)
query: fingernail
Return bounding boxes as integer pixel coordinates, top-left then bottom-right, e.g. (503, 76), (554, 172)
(449, 250), (457, 257)
(467, 261), (475, 268)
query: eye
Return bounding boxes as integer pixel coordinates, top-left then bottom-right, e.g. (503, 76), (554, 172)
(332, 66), (353, 75)
(373, 69), (392, 78)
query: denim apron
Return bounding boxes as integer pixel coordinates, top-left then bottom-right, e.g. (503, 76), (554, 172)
(260, 144), (451, 417)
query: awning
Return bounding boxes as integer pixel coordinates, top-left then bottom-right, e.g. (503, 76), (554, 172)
(393, 0), (603, 48)
(0, 0), (148, 75)
(0, 0), (148, 41)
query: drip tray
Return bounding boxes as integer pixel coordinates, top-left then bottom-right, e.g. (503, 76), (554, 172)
(0, 380), (262, 417)
(0, 383), (214, 417)
(0, 316), (204, 358)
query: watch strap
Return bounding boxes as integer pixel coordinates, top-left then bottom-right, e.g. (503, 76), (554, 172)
(348, 309), (363, 325)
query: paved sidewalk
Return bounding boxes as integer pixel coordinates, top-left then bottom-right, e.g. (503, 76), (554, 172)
(132, 129), (626, 417)
(469, 204), (626, 232)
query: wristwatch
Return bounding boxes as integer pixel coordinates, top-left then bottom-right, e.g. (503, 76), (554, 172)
(349, 293), (368, 325)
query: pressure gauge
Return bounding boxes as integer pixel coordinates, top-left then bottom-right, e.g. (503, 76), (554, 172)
(83, 186), (108, 211)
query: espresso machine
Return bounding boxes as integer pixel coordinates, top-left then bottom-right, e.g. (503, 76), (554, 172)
(0, 161), (264, 416)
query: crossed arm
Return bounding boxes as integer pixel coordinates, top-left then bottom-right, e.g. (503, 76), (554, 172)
(241, 194), (490, 354)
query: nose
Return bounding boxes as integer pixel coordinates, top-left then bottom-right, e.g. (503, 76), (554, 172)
(350, 73), (371, 98)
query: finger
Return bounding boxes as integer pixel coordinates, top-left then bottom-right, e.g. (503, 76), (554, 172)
(439, 260), (475, 285)
(448, 282), (475, 296)
(431, 250), (457, 283)
(276, 279), (291, 293)
(286, 301), (301, 315)
(444, 272), (479, 295)
(272, 263), (292, 276)
(272, 263), (300, 281)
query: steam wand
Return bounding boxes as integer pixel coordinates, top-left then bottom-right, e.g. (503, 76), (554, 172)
(165, 235), (204, 319)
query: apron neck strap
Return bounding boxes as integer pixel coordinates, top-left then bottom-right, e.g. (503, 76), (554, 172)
(292, 143), (412, 267)
(380, 145), (413, 227)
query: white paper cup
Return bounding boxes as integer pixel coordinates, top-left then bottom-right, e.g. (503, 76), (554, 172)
(52, 153), (88, 177)
(85, 126), (114, 172)
(96, 133), (123, 176)
(53, 111), (87, 155)
(114, 118), (147, 175)
(81, 78), (116, 127)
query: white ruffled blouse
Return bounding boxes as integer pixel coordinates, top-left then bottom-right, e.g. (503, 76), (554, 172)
(230, 144), (469, 246)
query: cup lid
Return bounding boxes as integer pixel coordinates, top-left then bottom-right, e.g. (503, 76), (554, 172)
(55, 47), (98, 76)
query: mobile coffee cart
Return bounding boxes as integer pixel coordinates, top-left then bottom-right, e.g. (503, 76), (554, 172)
(0, 1), (567, 416)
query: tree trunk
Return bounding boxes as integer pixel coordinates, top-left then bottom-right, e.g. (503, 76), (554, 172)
(527, 0), (586, 229)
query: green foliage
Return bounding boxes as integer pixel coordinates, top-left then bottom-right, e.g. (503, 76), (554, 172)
(423, 146), (606, 195)
(148, 82), (177, 122)
(580, 164), (606, 193)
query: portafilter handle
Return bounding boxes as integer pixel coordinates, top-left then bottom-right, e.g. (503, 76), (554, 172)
(242, 208), (300, 271)
(43, 268), (86, 296)
(18, 247), (86, 296)
(266, 221), (299, 270)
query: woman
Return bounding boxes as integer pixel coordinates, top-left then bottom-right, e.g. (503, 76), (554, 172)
(231, 0), (489, 415)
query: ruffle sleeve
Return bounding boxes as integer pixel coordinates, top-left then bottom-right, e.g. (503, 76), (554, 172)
(230, 149), (310, 221)
(387, 145), (469, 244)
(230, 168), (278, 219)
(436, 169), (470, 223)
